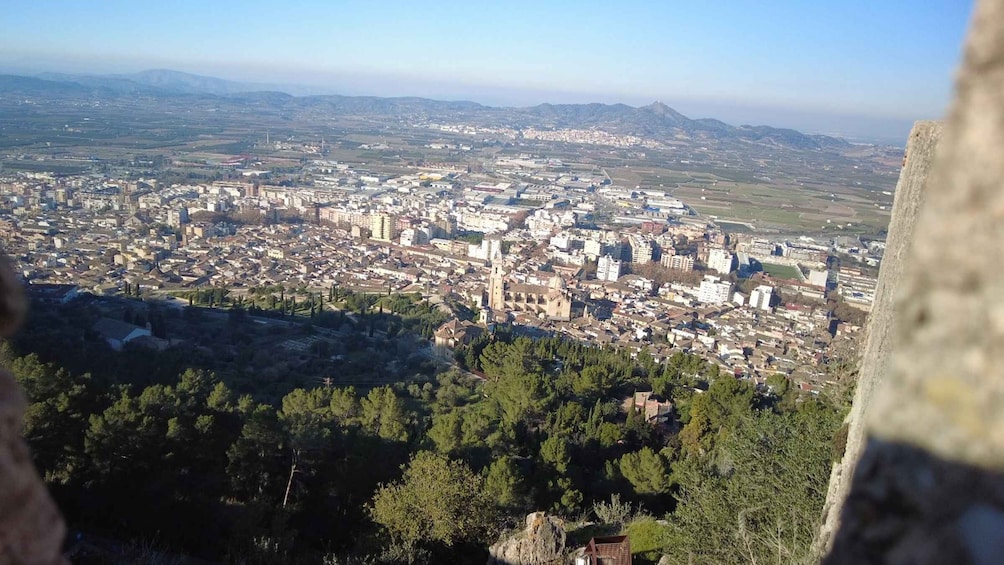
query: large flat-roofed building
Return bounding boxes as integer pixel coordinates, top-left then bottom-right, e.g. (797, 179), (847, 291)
(707, 248), (734, 275)
(663, 253), (694, 271)
(808, 269), (830, 288)
(750, 285), (774, 311)
(698, 275), (732, 305)
(371, 213), (395, 241)
(596, 254), (622, 282)
(629, 236), (653, 264)
(584, 239), (603, 259)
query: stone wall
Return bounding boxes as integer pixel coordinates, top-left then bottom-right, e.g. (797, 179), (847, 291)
(818, 0), (1004, 562)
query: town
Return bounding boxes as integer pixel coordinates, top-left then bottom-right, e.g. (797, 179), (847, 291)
(0, 143), (882, 396)
(0, 0), (977, 560)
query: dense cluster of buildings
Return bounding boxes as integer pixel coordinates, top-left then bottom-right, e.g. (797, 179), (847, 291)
(0, 152), (884, 393)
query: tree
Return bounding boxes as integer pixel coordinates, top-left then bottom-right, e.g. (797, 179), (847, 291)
(667, 406), (843, 564)
(359, 386), (410, 442)
(328, 387), (359, 423)
(478, 339), (542, 382)
(572, 365), (618, 398)
(483, 455), (525, 510)
(596, 422), (624, 448)
(226, 403), (287, 503)
(428, 411), (463, 454)
(10, 353), (95, 484)
(766, 373), (790, 397)
(370, 451), (498, 548)
(619, 447), (672, 495)
(625, 518), (673, 562)
(280, 387), (337, 442)
(486, 371), (553, 428)
(679, 377), (754, 456)
(85, 387), (166, 479)
(540, 435), (570, 474)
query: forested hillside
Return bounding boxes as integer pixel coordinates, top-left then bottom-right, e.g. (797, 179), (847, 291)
(3, 299), (846, 564)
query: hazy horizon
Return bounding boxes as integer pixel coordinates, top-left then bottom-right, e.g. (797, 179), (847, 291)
(0, 63), (918, 145)
(1, 0), (973, 145)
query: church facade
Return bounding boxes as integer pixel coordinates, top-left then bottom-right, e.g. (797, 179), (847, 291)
(487, 264), (573, 321)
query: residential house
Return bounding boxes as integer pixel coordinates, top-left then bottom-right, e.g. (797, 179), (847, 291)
(433, 319), (484, 349)
(92, 318), (151, 351)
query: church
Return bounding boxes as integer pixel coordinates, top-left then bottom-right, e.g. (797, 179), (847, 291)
(487, 264), (573, 321)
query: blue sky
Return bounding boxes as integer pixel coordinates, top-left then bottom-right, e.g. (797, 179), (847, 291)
(0, 0), (973, 142)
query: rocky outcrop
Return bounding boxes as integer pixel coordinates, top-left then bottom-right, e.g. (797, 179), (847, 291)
(488, 512), (566, 565)
(864, 0), (1004, 477)
(819, 0), (1004, 562)
(814, 121), (943, 555)
(0, 254), (67, 565)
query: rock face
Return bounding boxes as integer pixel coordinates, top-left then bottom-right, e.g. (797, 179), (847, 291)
(819, 0), (1004, 562)
(488, 512), (566, 565)
(867, 0), (1004, 476)
(814, 122), (943, 555)
(0, 255), (25, 337)
(0, 254), (68, 565)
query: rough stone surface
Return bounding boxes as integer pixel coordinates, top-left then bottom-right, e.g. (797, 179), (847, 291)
(821, 0), (1004, 562)
(0, 255), (25, 338)
(0, 254), (67, 565)
(813, 122), (943, 555)
(870, 0), (1004, 469)
(488, 512), (566, 565)
(823, 442), (1004, 565)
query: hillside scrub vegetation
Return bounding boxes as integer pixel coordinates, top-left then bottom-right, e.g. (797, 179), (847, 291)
(4, 303), (844, 564)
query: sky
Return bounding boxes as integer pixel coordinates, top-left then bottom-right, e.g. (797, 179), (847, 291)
(0, 0), (974, 143)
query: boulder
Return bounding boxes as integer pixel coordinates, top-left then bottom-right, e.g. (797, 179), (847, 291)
(488, 512), (566, 565)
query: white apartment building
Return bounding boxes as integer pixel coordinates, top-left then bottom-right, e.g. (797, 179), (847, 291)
(698, 275), (732, 305)
(629, 236), (653, 264)
(371, 213), (395, 241)
(750, 285), (774, 311)
(597, 254), (622, 282)
(708, 248), (734, 274)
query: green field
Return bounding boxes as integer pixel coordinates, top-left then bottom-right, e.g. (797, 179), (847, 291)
(2, 161), (90, 174)
(674, 178), (893, 235)
(717, 221), (756, 233)
(761, 263), (802, 280)
(602, 158), (895, 237)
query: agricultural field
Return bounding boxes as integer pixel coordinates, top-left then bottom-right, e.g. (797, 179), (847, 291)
(598, 147), (896, 236)
(673, 177), (893, 236)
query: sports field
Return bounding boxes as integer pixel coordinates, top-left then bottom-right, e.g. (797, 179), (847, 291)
(760, 263), (803, 280)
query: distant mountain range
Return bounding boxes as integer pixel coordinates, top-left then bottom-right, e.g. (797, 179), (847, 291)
(34, 69), (329, 97)
(0, 69), (850, 151)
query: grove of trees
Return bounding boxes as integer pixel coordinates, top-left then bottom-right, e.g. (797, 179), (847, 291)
(3, 307), (846, 564)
